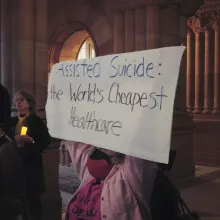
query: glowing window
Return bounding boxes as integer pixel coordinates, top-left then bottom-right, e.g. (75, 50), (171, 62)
(77, 37), (96, 60)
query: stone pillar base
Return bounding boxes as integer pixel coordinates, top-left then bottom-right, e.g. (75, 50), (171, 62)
(193, 114), (220, 167)
(42, 139), (62, 220)
(168, 113), (195, 187)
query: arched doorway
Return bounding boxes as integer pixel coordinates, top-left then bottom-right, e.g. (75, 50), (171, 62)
(59, 30), (96, 62)
(49, 27), (97, 166)
(49, 23), (98, 71)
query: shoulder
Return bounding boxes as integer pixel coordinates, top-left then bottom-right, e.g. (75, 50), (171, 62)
(27, 114), (42, 121)
(0, 142), (16, 160)
(0, 142), (14, 151)
(26, 114), (46, 125)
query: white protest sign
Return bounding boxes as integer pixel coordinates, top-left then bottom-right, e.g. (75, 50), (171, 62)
(46, 46), (185, 164)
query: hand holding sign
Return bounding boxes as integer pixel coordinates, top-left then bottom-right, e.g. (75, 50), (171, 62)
(46, 46), (185, 164)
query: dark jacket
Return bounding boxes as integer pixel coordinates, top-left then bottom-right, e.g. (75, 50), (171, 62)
(11, 114), (50, 195)
(0, 135), (27, 219)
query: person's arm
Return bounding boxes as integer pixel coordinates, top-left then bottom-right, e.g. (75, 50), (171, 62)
(33, 118), (51, 151)
(123, 156), (158, 205)
(65, 141), (93, 181)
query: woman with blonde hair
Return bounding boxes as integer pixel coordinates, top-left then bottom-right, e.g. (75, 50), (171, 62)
(12, 91), (50, 220)
(63, 141), (158, 220)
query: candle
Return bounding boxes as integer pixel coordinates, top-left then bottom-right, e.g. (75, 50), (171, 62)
(20, 126), (28, 136)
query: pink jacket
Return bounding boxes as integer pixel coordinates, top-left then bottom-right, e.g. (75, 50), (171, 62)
(64, 141), (158, 220)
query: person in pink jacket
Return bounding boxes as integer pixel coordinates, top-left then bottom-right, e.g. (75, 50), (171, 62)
(64, 141), (158, 220)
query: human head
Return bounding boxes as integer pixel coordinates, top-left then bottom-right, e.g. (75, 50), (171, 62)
(0, 84), (12, 136)
(14, 91), (36, 115)
(87, 147), (125, 181)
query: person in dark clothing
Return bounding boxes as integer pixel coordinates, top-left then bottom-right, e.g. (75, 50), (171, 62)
(11, 90), (50, 220)
(0, 84), (27, 220)
(150, 149), (199, 220)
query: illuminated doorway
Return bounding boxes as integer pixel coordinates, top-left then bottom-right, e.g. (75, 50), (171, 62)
(59, 30), (96, 62)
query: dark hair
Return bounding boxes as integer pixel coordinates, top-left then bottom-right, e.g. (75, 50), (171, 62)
(0, 84), (13, 137)
(14, 91), (36, 114)
(90, 148), (112, 164)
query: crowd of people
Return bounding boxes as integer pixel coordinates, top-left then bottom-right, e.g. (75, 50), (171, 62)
(0, 83), (197, 220)
(0, 83), (159, 220)
(0, 85), (50, 220)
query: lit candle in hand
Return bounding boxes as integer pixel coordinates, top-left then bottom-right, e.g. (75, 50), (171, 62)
(20, 126), (28, 136)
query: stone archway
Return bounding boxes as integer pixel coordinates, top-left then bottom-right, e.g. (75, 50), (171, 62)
(44, 22), (98, 220)
(48, 22), (98, 71)
(59, 31), (96, 61)
(48, 22), (98, 167)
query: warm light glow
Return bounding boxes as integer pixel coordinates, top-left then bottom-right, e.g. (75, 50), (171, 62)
(20, 126), (28, 136)
(77, 37), (96, 60)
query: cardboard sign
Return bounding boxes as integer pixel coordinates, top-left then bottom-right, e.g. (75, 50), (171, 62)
(46, 46), (185, 163)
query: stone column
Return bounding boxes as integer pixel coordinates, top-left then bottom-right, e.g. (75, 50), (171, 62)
(125, 10), (135, 52)
(187, 3), (220, 115)
(42, 140), (62, 220)
(113, 12), (125, 53)
(59, 144), (65, 166)
(186, 30), (194, 112)
(145, 6), (160, 49)
(161, 4), (194, 183)
(34, 2), (62, 220)
(193, 32), (202, 113)
(12, 0), (35, 95)
(135, 8), (145, 50)
(160, 5), (179, 46)
(161, 4), (181, 111)
(35, 0), (49, 117)
(213, 24), (220, 114)
(1, 0), (13, 94)
(177, 15), (188, 113)
(203, 30), (212, 113)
